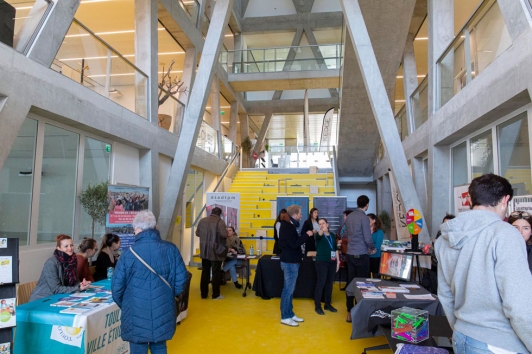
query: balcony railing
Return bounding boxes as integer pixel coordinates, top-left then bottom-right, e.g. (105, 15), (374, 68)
(220, 44), (344, 74)
(395, 105), (408, 141)
(437, 0), (511, 109)
(262, 145), (336, 169)
(410, 76), (428, 130)
(51, 19), (148, 118)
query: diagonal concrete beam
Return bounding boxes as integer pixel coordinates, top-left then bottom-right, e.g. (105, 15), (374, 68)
(158, 0), (204, 51)
(241, 12), (343, 34)
(272, 27), (304, 100)
(304, 25), (339, 98)
(340, 0), (429, 243)
(241, 0), (250, 17)
(292, 0), (315, 14)
(26, 0), (81, 67)
(252, 113), (272, 155)
(158, 0), (234, 241)
(497, 0), (530, 41)
(402, 32), (417, 134)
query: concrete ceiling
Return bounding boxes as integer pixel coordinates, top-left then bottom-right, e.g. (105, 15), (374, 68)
(337, 0), (417, 178)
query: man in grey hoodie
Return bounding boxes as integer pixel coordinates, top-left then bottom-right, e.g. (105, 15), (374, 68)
(436, 174), (532, 353)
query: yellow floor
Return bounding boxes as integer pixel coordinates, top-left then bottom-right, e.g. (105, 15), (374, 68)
(166, 267), (390, 354)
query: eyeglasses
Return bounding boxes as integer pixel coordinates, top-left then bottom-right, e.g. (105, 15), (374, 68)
(510, 211), (531, 218)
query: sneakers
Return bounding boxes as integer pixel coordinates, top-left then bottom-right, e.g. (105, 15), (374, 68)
(291, 315), (304, 322)
(315, 308), (325, 315)
(280, 318), (299, 327)
(324, 304), (338, 312)
(234, 281), (243, 289)
(212, 295), (225, 300)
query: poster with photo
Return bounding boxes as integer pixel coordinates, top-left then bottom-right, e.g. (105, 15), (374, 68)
(0, 298), (16, 328)
(206, 193), (240, 232)
(0, 342), (10, 354)
(454, 184), (470, 215)
(106, 185), (150, 227)
(276, 196), (309, 235)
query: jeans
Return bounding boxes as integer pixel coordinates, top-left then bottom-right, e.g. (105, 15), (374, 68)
(314, 261), (336, 309)
(280, 262), (300, 320)
(223, 259), (246, 282)
(345, 254), (370, 311)
(200, 258), (222, 299)
(129, 341), (167, 354)
(452, 331), (496, 354)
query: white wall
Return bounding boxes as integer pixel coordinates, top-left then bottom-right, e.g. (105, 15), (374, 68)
(111, 142), (140, 185)
(244, 0), (297, 17)
(312, 0), (342, 12)
(339, 183), (377, 214)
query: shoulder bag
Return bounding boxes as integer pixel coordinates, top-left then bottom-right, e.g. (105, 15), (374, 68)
(130, 248), (183, 322)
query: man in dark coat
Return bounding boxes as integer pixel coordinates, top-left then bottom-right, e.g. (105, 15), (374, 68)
(112, 210), (188, 354)
(196, 207), (228, 300)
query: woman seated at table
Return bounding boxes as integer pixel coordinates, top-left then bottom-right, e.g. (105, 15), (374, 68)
(94, 233), (121, 281)
(29, 235), (91, 301)
(222, 227), (246, 289)
(76, 238), (98, 283)
(313, 218), (340, 315)
(507, 211), (532, 273)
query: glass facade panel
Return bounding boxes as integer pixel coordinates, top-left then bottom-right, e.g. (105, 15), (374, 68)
(469, 2), (511, 79)
(497, 112), (531, 196)
(470, 129), (493, 180)
(79, 137), (111, 239)
(37, 125), (79, 244)
(452, 142), (468, 213)
(0, 118), (37, 245)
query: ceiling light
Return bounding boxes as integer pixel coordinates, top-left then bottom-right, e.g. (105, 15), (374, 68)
(396, 75), (426, 79)
(415, 37), (428, 41)
(14, 6), (33, 10)
(395, 100), (405, 102)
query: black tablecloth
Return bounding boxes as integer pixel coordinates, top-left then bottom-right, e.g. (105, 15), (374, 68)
(252, 255), (316, 299)
(346, 278), (444, 340)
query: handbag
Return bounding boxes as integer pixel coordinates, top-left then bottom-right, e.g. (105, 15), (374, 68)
(130, 248), (183, 322)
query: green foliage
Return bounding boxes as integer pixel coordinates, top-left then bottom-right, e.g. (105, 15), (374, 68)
(379, 210), (392, 235)
(79, 181), (109, 238)
(241, 136), (252, 153)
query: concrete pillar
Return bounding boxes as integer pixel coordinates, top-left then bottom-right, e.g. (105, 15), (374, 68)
(427, 146), (450, 239)
(158, 0), (234, 241)
(140, 149), (160, 217)
(427, 0), (453, 117)
(232, 32), (243, 73)
(253, 113), (272, 155)
(135, 0), (159, 124)
(240, 113), (251, 167)
(340, 0), (430, 243)
(383, 173), (394, 240)
(497, 0), (530, 41)
(25, 0), (81, 67)
(210, 76), (222, 157)
(178, 47), (198, 105)
(228, 101), (238, 142)
(411, 157), (428, 215)
(0, 97), (31, 172)
(402, 33), (417, 134)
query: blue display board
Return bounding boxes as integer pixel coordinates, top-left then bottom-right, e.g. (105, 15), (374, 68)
(312, 197), (348, 235)
(276, 196), (309, 235)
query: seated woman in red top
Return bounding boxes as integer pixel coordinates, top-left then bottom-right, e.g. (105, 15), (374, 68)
(76, 238), (98, 283)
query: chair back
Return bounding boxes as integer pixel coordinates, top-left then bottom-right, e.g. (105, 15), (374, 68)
(17, 281), (38, 305)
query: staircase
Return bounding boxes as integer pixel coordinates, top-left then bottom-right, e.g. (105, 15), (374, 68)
(229, 170), (336, 254)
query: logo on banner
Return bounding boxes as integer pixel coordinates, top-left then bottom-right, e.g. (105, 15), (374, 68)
(50, 325), (84, 348)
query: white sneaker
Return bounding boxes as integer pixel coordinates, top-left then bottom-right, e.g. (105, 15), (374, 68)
(291, 315), (304, 322)
(281, 318), (299, 327)
(213, 295), (225, 300)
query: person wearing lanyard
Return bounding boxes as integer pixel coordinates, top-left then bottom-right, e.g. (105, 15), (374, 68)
(313, 218), (340, 315)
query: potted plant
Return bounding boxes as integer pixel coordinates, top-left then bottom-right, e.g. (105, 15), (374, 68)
(241, 137), (253, 168)
(79, 181), (109, 239)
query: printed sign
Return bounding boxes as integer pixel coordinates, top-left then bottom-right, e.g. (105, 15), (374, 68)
(390, 174), (410, 241)
(106, 185), (150, 227)
(313, 197), (347, 235)
(453, 184), (470, 215)
(206, 193), (240, 232)
(276, 197), (310, 235)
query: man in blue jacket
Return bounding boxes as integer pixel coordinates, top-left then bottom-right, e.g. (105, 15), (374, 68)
(112, 210), (188, 354)
(436, 174), (532, 353)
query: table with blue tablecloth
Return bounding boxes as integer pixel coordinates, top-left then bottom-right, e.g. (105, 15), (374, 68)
(15, 280), (129, 354)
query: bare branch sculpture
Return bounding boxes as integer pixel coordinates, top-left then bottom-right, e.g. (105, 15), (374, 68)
(158, 59), (186, 106)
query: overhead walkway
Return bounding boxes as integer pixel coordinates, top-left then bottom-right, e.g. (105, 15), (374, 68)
(220, 44), (342, 92)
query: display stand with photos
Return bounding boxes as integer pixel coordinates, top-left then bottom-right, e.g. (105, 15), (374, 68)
(0, 238), (19, 353)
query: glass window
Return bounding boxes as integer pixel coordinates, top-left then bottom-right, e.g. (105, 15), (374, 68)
(0, 118), (37, 245)
(37, 125), (79, 244)
(470, 130), (493, 180)
(497, 112), (531, 196)
(452, 142), (468, 212)
(79, 137), (111, 239)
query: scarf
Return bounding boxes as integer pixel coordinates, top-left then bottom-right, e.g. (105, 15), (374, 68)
(54, 249), (78, 286)
(289, 216), (300, 228)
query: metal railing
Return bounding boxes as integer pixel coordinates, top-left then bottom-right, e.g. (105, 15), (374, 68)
(410, 76), (428, 131)
(52, 19), (149, 118)
(264, 145), (336, 169)
(394, 105), (408, 141)
(178, 0), (201, 27)
(220, 44), (344, 74)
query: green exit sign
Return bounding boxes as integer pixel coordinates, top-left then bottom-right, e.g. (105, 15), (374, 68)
(105, 144), (111, 153)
